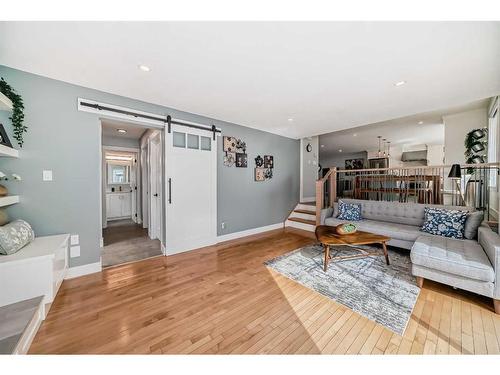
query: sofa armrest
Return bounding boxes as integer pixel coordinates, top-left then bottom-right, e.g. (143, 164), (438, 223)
(320, 208), (333, 225)
(478, 224), (500, 298)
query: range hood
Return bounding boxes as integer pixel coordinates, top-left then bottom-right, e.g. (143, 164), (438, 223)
(401, 150), (428, 162)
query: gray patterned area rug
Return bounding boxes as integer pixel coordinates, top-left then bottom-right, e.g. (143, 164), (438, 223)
(264, 244), (420, 335)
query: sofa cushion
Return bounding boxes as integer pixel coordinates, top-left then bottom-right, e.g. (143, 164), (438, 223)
(337, 200), (362, 221)
(421, 207), (468, 239)
(335, 199), (474, 227)
(411, 235), (494, 283)
(324, 217), (422, 242)
(464, 210), (484, 240)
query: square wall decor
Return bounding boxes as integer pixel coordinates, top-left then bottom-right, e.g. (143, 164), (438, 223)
(264, 155), (274, 168)
(235, 153), (248, 168)
(255, 168), (265, 181)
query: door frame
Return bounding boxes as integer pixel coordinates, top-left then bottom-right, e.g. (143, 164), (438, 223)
(99, 118), (165, 253)
(148, 130), (163, 241)
(101, 145), (139, 228)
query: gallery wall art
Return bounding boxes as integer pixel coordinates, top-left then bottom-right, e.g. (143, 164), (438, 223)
(254, 154), (274, 181)
(223, 136), (247, 168)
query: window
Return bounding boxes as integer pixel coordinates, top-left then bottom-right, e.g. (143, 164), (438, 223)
(200, 136), (211, 151)
(488, 107), (498, 187)
(173, 131), (186, 148)
(187, 134), (199, 149)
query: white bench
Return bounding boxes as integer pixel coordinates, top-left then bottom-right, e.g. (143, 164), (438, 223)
(0, 234), (70, 317)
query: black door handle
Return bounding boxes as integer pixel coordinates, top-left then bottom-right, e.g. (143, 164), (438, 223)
(168, 178), (172, 204)
(154, 193), (158, 197)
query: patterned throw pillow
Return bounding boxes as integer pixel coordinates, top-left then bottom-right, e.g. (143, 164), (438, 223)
(420, 207), (468, 239)
(337, 200), (362, 221)
(0, 220), (35, 255)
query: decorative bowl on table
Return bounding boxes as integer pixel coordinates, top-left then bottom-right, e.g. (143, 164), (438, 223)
(335, 223), (357, 235)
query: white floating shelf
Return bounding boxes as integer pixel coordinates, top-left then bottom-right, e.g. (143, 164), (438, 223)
(0, 144), (19, 158)
(0, 92), (13, 111)
(0, 195), (20, 207)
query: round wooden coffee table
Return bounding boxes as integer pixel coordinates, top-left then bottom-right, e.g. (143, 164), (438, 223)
(315, 225), (391, 272)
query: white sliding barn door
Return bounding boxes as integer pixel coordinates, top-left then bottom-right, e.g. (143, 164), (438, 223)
(165, 125), (217, 255)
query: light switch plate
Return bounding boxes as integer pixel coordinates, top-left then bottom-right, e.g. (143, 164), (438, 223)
(70, 234), (79, 245)
(70, 246), (80, 258)
(42, 170), (53, 181)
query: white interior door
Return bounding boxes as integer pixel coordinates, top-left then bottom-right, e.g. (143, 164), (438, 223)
(141, 143), (149, 229)
(165, 125), (217, 255)
(149, 132), (162, 240)
(130, 155), (138, 223)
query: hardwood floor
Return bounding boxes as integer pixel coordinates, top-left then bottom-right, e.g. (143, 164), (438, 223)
(102, 219), (162, 267)
(30, 228), (500, 354)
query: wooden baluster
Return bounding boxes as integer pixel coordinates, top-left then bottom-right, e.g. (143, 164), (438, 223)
(329, 167), (337, 206)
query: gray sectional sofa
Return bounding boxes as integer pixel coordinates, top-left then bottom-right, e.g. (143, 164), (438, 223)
(320, 198), (500, 314)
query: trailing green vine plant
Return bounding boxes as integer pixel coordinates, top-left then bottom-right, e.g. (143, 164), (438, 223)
(464, 127), (488, 174)
(0, 77), (26, 148)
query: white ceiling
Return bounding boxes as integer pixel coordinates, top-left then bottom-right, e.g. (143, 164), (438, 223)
(319, 99), (489, 156)
(1, 22), (499, 139)
(101, 119), (148, 140)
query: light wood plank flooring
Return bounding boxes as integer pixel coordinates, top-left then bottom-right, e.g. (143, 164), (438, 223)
(30, 228), (500, 354)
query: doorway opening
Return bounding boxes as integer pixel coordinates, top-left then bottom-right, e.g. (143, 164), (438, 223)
(100, 118), (164, 268)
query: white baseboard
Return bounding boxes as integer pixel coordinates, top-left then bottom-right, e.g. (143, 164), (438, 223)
(161, 242), (166, 255)
(65, 261), (102, 279)
(300, 196), (316, 202)
(217, 222), (284, 243)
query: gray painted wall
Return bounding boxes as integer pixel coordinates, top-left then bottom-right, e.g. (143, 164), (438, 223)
(0, 66), (300, 267)
(301, 136), (319, 199)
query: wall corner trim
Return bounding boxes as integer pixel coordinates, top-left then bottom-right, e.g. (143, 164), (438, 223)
(217, 222), (284, 243)
(65, 261), (102, 279)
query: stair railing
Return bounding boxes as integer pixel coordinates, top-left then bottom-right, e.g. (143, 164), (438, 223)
(315, 167), (337, 225)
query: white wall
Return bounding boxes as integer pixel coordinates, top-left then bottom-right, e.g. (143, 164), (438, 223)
(443, 108), (488, 164)
(300, 136), (319, 201)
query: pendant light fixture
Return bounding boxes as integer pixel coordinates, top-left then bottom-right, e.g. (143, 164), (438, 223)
(377, 136), (382, 157)
(387, 141), (391, 157)
(382, 139), (387, 157)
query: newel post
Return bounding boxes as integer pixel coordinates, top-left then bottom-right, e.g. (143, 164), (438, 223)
(315, 179), (324, 226)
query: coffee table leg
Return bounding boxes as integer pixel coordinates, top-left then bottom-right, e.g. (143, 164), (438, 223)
(324, 245), (330, 272)
(382, 242), (390, 265)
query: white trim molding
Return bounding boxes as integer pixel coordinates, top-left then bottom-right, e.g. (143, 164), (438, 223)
(65, 261), (102, 279)
(217, 222), (284, 243)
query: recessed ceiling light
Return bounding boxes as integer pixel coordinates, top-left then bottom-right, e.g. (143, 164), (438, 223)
(418, 121), (424, 125)
(394, 80), (406, 87)
(320, 144), (325, 148)
(138, 64), (151, 72)
(353, 133), (357, 137)
(338, 149), (343, 153)
(287, 118), (294, 122)
(117, 129), (127, 134)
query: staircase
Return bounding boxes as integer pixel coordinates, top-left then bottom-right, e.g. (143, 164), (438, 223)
(285, 202), (317, 232)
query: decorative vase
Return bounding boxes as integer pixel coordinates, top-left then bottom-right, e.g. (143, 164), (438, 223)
(335, 223), (357, 235)
(0, 184), (7, 197)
